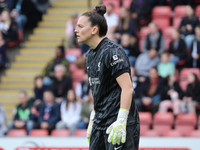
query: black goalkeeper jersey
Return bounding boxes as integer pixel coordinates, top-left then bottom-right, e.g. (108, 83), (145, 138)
(85, 37), (140, 130)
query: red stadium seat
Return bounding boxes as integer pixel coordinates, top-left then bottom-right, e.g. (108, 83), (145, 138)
(69, 63), (79, 73)
(173, 17), (182, 29)
(174, 5), (186, 17)
(152, 6), (172, 19)
(175, 113), (197, 136)
(195, 5), (200, 17)
(163, 129), (183, 137)
(153, 112), (174, 136)
(142, 130), (159, 137)
(180, 68), (200, 81)
(139, 27), (150, 39)
(188, 130), (200, 137)
(51, 129), (70, 137)
(66, 48), (82, 58)
(74, 129), (87, 137)
(29, 129), (49, 137)
(72, 69), (84, 82)
(163, 26), (175, 39)
(102, 0), (120, 15)
(152, 18), (170, 30)
(7, 129), (27, 137)
(139, 112), (152, 136)
(122, 0), (132, 8)
(198, 116), (200, 130)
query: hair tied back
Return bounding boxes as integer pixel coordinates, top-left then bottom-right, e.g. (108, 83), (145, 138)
(94, 4), (106, 16)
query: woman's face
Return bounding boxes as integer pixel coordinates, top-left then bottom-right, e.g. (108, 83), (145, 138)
(67, 90), (75, 102)
(120, 7), (128, 18)
(74, 16), (94, 44)
(35, 78), (43, 88)
(188, 73), (195, 84)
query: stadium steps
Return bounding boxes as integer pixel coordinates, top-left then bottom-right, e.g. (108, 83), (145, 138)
(0, 0), (100, 124)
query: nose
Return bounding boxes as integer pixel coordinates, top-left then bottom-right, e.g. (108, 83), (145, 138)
(74, 26), (78, 33)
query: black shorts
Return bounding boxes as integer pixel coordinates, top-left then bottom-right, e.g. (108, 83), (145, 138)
(89, 123), (140, 150)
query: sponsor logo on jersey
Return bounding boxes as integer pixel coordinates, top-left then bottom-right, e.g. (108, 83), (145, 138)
(97, 62), (101, 71)
(110, 59), (124, 66)
(88, 77), (100, 86)
(113, 55), (118, 60)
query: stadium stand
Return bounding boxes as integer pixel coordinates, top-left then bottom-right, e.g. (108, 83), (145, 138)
(7, 129), (27, 137)
(188, 130), (200, 137)
(163, 129), (183, 137)
(29, 129), (49, 137)
(74, 129), (87, 137)
(139, 112), (152, 136)
(51, 129), (70, 137)
(142, 130), (159, 137)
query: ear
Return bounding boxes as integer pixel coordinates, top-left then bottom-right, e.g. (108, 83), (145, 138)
(91, 26), (98, 35)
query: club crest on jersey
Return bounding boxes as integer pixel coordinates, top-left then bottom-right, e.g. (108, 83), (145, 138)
(113, 55), (118, 60)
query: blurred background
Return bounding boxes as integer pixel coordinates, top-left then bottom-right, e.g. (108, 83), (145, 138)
(0, 0), (200, 150)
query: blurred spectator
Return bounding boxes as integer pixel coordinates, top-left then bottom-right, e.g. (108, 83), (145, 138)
(66, 12), (79, 48)
(32, 76), (46, 106)
(31, 0), (50, 14)
(115, 7), (135, 42)
(0, 31), (8, 68)
(56, 89), (81, 135)
(189, 24), (200, 68)
(131, 67), (138, 90)
(104, 3), (118, 35)
(50, 64), (72, 103)
(42, 45), (70, 78)
(158, 52), (175, 78)
(169, 29), (187, 66)
(135, 49), (160, 77)
(159, 75), (184, 115)
(179, 5), (199, 48)
(77, 89), (93, 129)
(143, 22), (165, 55)
(130, 0), (151, 28)
(1, 9), (18, 43)
(182, 73), (200, 113)
(34, 90), (60, 135)
(0, 103), (6, 136)
(121, 33), (140, 66)
(20, 0), (42, 28)
(135, 68), (161, 115)
(11, 0), (27, 32)
(8, 91), (34, 135)
(75, 72), (90, 102)
(0, 0), (7, 13)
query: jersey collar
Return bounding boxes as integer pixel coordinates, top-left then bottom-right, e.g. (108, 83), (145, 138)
(93, 37), (108, 51)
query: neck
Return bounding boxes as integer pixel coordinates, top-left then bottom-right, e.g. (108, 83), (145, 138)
(85, 36), (105, 49)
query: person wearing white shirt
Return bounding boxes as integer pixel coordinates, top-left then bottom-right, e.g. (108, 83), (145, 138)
(56, 89), (82, 135)
(104, 3), (118, 34)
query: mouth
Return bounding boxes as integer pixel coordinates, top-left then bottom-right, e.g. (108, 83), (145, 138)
(76, 35), (80, 38)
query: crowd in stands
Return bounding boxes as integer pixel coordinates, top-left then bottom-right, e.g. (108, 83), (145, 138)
(1, 0), (200, 137)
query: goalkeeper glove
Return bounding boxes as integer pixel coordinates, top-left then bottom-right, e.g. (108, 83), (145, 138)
(106, 108), (129, 145)
(87, 110), (95, 144)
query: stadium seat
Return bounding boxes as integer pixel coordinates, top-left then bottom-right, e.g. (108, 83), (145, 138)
(71, 69), (84, 82)
(188, 130), (200, 137)
(51, 129), (70, 137)
(7, 129), (27, 137)
(139, 27), (150, 39)
(163, 129), (183, 137)
(152, 6), (171, 19)
(69, 63), (79, 73)
(153, 112), (174, 136)
(175, 113), (197, 136)
(65, 48), (82, 58)
(173, 17), (182, 29)
(139, 112), (152, 136)
(180, 68), (200, 81)
(122, 0), (132, 8)
(163, 26), (175, 39)
(195, 5), (200, 18)
(142, 130), (159, 137)
(29, 129), (49, 137)
(102, 0), (120, 15)
(152, 18), (170, 30)
(74, 129), (87, 137)
(174, 5), (186, 17)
